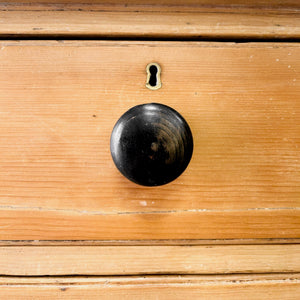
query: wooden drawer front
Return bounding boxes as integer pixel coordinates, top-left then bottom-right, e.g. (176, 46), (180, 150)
(1, 275), (299, 300)
(0, 41), (299, 240)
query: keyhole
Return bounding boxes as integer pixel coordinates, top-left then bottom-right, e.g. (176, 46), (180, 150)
(149, 65), (157, 87)
(146, 63), (162, 90)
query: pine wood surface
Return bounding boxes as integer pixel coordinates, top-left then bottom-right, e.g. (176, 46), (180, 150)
(1, 238), (299, 246)
(0, 245), (299, 276)
(0, 274), (299, 299)
(0, 40), (299, 240)
(2, 0), (300, 12)
(1, 0), (300, 39)
(1, 9), (300, 39)
(0, 3), (300, 297)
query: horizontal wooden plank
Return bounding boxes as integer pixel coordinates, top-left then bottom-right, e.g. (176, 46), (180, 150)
(0, 245), (299, 276)
(2, 1), (300, 13)
(1, 238), (299, 246)
(0, 209), (299, 240)
(1, 10), (300, 38)
(0, 41), (299, 240)
(0, 274), (299, 299)
(3, 0), (300, 9)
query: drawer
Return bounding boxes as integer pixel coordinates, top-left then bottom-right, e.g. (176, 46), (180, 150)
(0, 40), (299, 241)
(1, 275), (299, 299)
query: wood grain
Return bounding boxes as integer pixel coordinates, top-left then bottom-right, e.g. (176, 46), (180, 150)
(1, 238), (299, 246)
(3, 0), (300, 7)
(0, 41), (299, 240)
(0, 274), (299, 299)
(2, 0), (300, 12)
(0, 209), (299, 240)
(0, 245), (299, 275)
(1, 10), (300, 38)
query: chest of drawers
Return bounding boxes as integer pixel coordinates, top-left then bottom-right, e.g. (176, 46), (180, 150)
(0, 1), (299, 298)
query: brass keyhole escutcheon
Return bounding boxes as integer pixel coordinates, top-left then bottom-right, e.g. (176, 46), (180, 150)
(146, 63), (162, 90)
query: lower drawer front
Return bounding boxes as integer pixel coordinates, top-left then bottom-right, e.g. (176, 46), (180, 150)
(1, 274), (299, 300)
(0, 41), (299, 240)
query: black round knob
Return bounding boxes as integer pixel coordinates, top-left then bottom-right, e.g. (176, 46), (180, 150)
(110, 103), (193, 186)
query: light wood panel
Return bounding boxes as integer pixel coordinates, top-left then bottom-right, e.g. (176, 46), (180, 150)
(0, 245), (299, 275)
(2, 0), (300, 12)
(0, 209), (299, 240)
(0, 41), (299, 240)
(0, 274), (299, 299)
(3, 0), (300, 6)
(1, 10), (300, 38)
(1, 238), (299, 246)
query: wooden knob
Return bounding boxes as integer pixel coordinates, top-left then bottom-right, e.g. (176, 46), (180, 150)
(110, 103), (193, 186)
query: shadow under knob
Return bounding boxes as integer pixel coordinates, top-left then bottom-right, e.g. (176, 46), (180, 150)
(110, 103), (193, 186)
